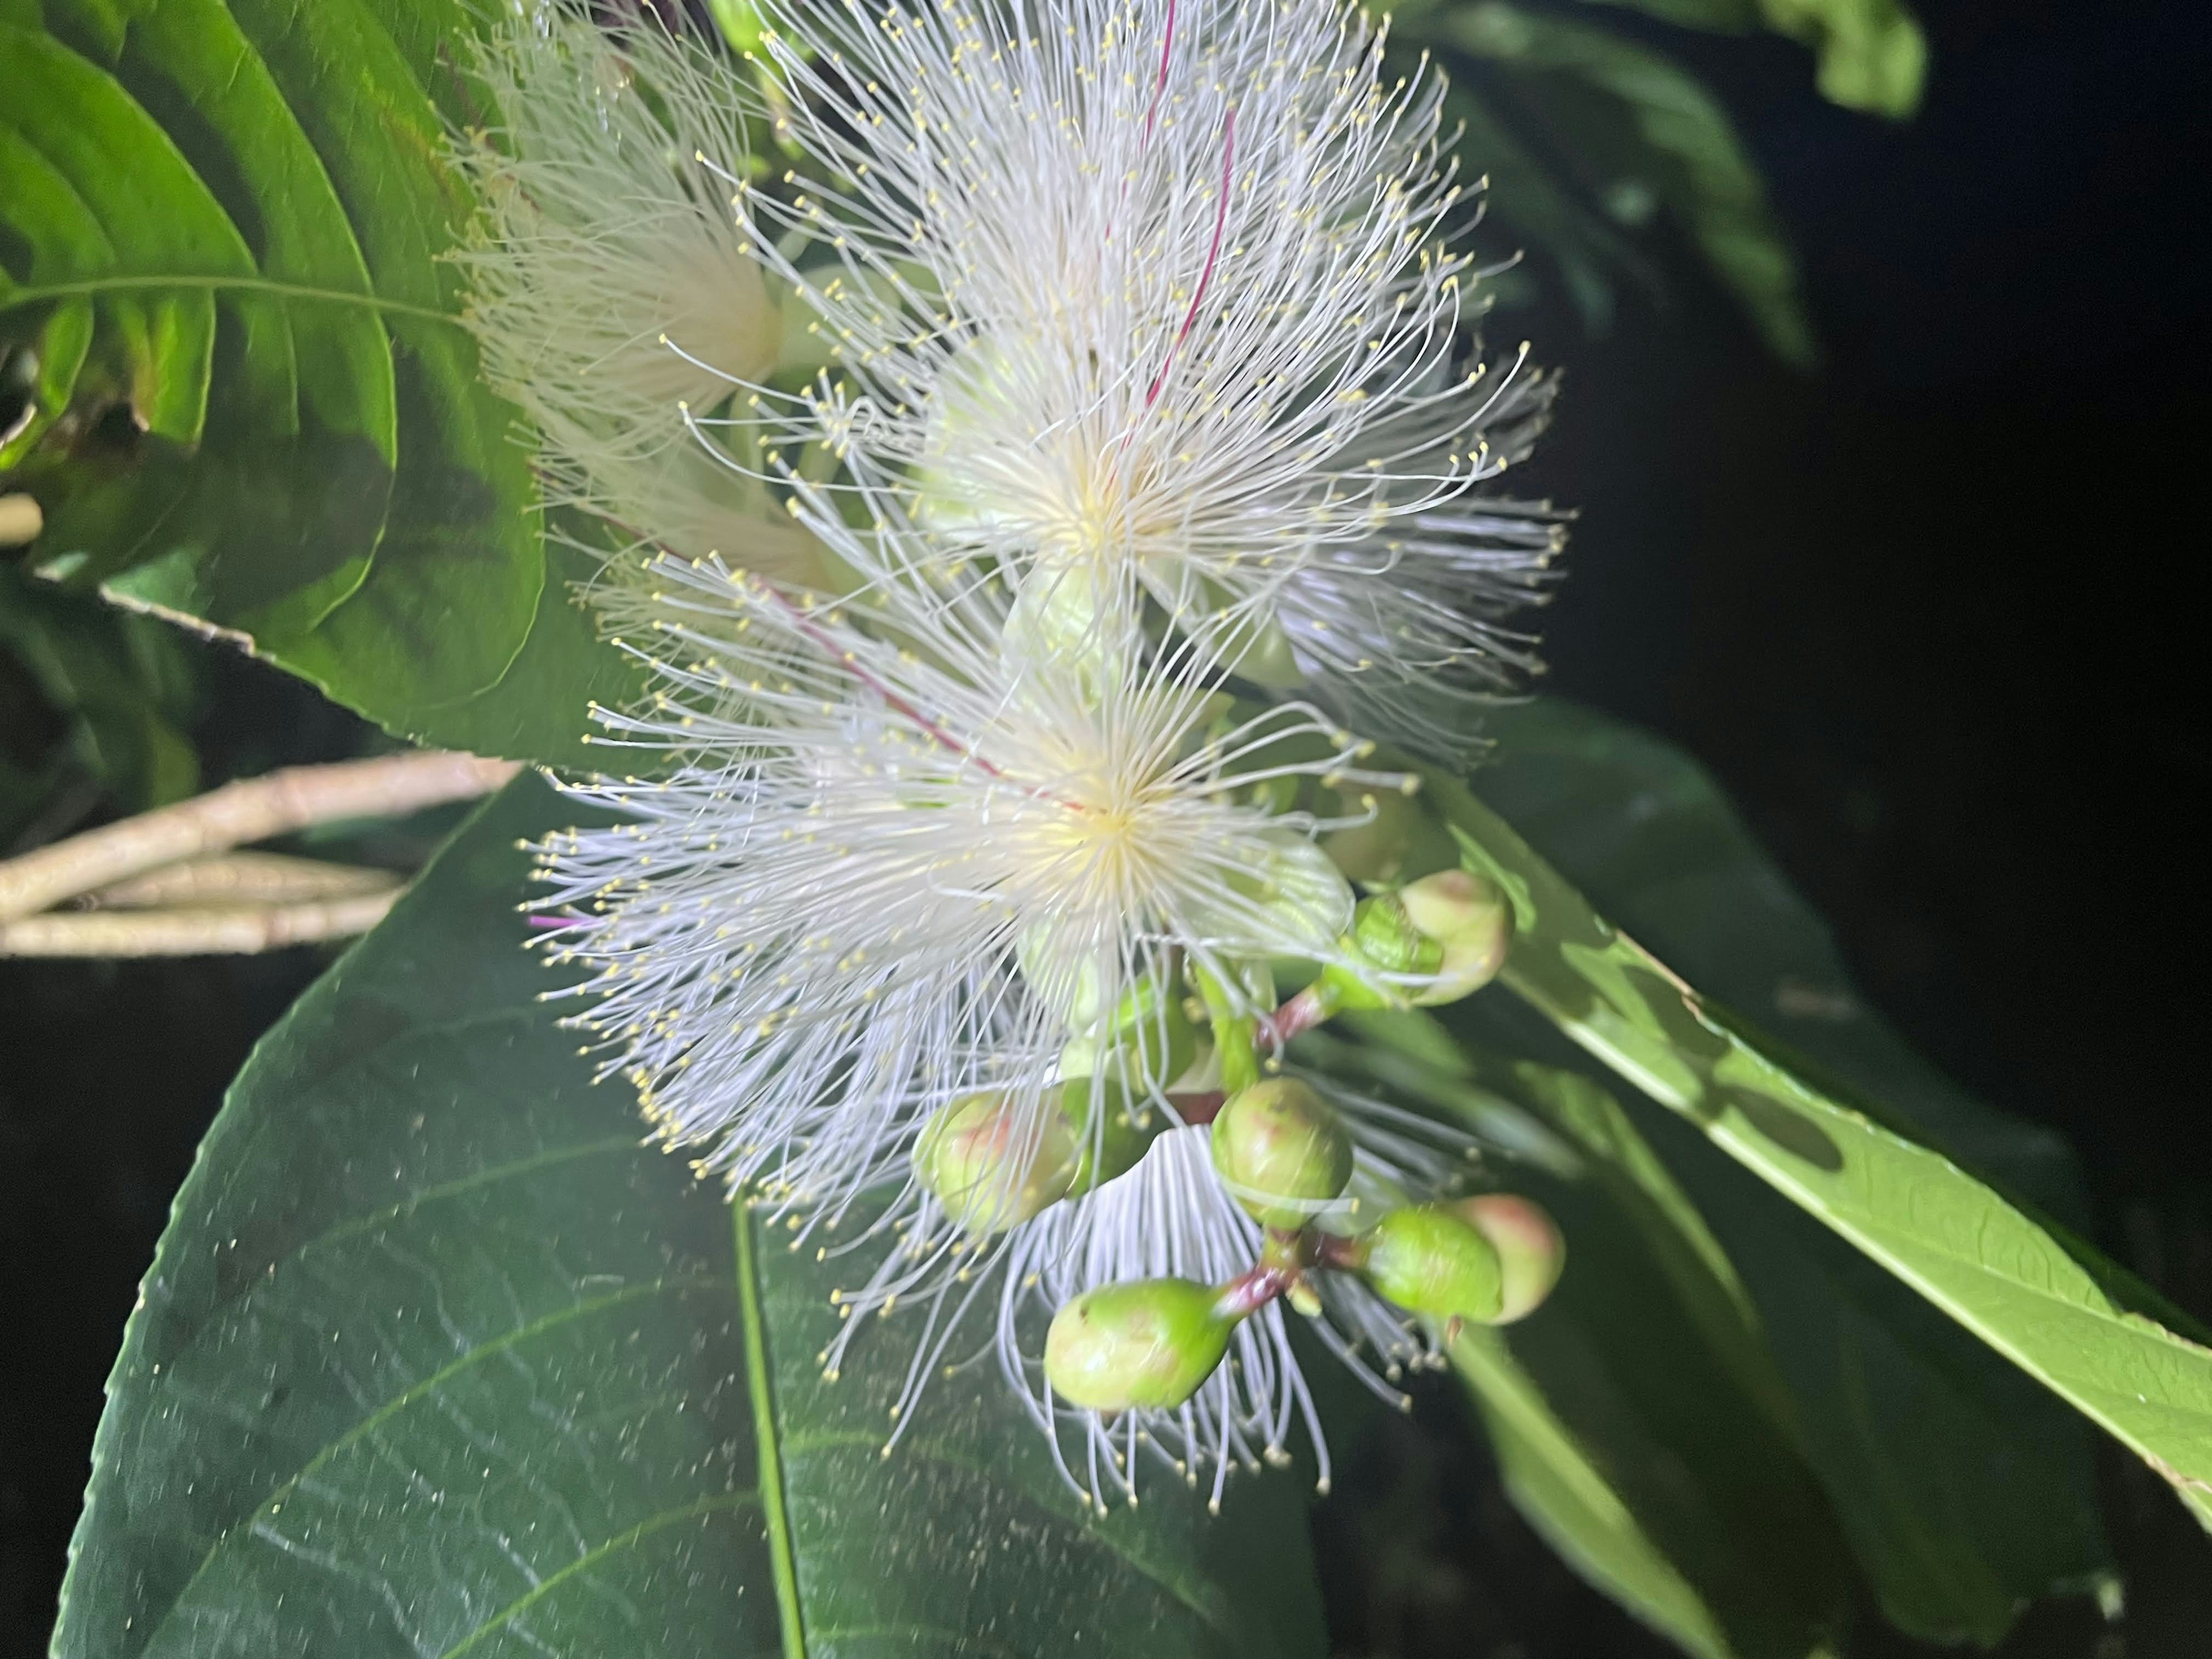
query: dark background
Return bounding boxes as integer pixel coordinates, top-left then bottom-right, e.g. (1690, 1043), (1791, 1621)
(3, 1), (2208, 1653)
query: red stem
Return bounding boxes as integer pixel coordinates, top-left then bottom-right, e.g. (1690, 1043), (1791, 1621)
(1255, 984), (1330, 1050)
(1167, 1089), (1226, 1124)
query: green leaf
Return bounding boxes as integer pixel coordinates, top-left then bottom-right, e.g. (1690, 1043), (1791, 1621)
(1439, 702), (2122, 1642)
(54, 772), (1327, 1659)
(0, 0), (579, 753)
(1308, 1025), (1851, 1657)
(1441, 3), (1816, 365)
(377, 529), (653, 774)
(1569, 0), (1929, 119)
(1430, 700), (2212, 1562)
(1454, 1332), (1732, 1659)
(0, 555), (200, 835)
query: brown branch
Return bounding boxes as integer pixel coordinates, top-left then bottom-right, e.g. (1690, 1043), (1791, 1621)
(0, 751), (518, 923)
(79, 852), (402, 910)
(0, 891), (402, 957)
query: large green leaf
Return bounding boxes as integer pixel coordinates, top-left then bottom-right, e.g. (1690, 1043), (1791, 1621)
(0, 0), (626, 768)
(1445, 703), (2124, 1641)
(1316, 1026), (1852, 1657)
(1426, 699), (2212, 1560)
(52, 772), (1326, 1659)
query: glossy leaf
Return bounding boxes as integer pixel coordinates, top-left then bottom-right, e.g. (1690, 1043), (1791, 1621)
(1323, 700), (2120, 1641)
(1427, 700), (2212, 1556)
(53, 773), (1327, 1659)
(0, 0), (613, 759)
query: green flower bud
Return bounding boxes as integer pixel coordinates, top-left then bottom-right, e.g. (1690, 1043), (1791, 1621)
(1397, 869), (1513, 1005)
(1357, 1204), (1505, 1323)
(1317, 870), (1512, 1012)
(1209, 1077), (1354, 1229)
(913, 1092), (1077, 1236)
(1455, 1194), (1566, 1324)
(1044, 1278), (1235, 1412)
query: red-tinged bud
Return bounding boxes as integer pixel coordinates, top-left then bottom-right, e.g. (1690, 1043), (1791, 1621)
(1209, 1077), (1354, 1229)
(1044, 1278), (1236, 1412)
(913, 1092), (1077, 1236)
(1355, 1204), (1504, 1323)
(1396, 869), (1513, 1005)
(1454, 1194), (1566, 1323)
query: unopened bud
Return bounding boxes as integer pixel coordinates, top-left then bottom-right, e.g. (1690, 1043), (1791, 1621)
(1454, 1194), (1566, 1323)
(913, 1093), (1077, 1236)
(1355, 1204), (1504, 1323)
(1209, 1077), (1354, 1230)
(1044, 1278), (1234, 1412)
(1319, 870), (1512, 1012)
(1397, 869), (1513, 1005)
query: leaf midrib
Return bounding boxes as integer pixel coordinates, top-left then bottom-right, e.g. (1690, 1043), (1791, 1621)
(1, 273), (456, 327)
(734, 1201), (809, 1659)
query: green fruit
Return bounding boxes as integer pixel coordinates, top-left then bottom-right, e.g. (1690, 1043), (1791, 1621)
(1358, 1204), (1505, 1322)
(912, 1092), (1077, 1236)
(1044, 1279), (1234, 1412)
(1209, 1077), (1354, 1230)
(1455, 1194), (1566, 1323)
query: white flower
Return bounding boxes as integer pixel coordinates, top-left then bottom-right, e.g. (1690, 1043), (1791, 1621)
(719, 0), (1564, 752)
(533, 551), (1395, 1216)
(469, 0), (1579, 1505)
(990, 1074), (1480, 1511)
(454, 5), (824, 585)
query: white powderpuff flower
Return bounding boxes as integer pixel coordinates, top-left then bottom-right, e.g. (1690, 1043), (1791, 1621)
(454, 4), (824, 585)
(531, 551), (1393, 1221)
(994, 1085), (1478, 1511)
(718, 0), (1563, 752)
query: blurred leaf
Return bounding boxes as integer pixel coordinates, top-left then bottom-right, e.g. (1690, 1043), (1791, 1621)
(1454, 1331), (1734, 1659)
(1441, 2), (1816, 365)
(0, 556), (199, 840)
(1572, 0), (1928, 118)
(0, 0), (616, 761)
(1423, 700), (2212, 1605)
(54, 772), (1328, 1659)
(1441, 702), (2124, 1642)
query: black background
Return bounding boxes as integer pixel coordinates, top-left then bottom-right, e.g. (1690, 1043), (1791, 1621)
(4, 1), (2209, 1653)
